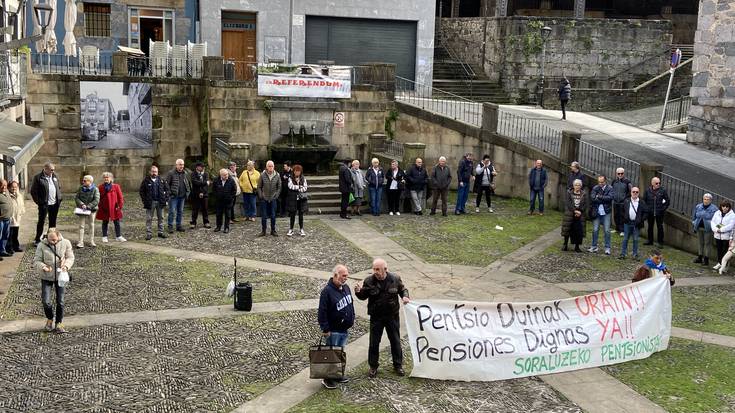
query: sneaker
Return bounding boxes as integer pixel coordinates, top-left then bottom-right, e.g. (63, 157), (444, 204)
(271, 230), (278, 237)
(287, 229), (294, 237)
(368, 368), (378, 378)
(44, 320), (54, 332)
(719, 265), (727, 275)
(158, 233), (167, 238)
(619, 231), (625, 236)
(389, 212), (394, 216)
(145, 234), (152, 241)
(102, 237), (109, 243)
(300, 229), (306, 237)
(76, 241), (84, 248)
(396, 212), (401, 216)
(90, 241), (97, 247)
(713, 263), (721, 270)
(321, 379), (337, 389)
(539, 212), (544, 216)
(588, 246), (598, 253)
(204, 223), (212, 229)
(116, 236), (127, 242)
(488, 208), (494, 213)
(168, 227), (174, 234)
(604, 248), (611, 255)
(190, 224), (196, 229)
(475, 207), (480, 213)
(54, 323), (67, 334)
(257, 231), (266, 237)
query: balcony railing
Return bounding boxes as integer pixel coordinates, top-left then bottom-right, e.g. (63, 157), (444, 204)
(660, 95), (691, 130)
(1, 52), (28, 98)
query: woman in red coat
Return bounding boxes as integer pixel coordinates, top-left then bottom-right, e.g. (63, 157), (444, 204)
(96, 172), (126, 243)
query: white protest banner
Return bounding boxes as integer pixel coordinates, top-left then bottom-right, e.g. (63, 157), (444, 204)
(258, 67), (351, 99)
(405, 277), (671, 382)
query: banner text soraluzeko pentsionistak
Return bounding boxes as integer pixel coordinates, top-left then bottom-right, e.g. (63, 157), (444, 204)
(404, 277), (671, 381)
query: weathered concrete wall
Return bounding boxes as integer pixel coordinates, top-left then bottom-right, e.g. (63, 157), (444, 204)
(686, 0), (735, 158)
(200, 0), (435, 85)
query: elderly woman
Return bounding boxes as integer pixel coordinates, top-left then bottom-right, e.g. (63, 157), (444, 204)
(33, 228), (75, 333)
(350, 160), (365, 216)
(561, 179), (589, 252)
(8, 181), (25, 253)
(692, 193), (718, 265)
(239, 160), (260, 222)
(75, 175), (100, 248)
(96, 172), (126, 243)
(712, 200), (735, 269)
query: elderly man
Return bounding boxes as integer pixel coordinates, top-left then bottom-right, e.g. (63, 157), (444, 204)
(190, 162), (211, 229)
(213, 168), (237, 233)
(139, 165), (170, 240)
(165, 159), (191, 233)
(643, 177), (670, 248)
(406, 158), (428, 215)
(430, 156), (452, 216)
(611, 167), (632, 236)
(227, 162), (242, 223)
(317, 264), (355, 389)
(620, 186), (648, 260)
(589, 175), (614, 255)
(355, 258), (410, 378)
(30, 162), (62, 245)
(365, 158), (385, 217)
(528, 159), (547, 215)
(257, 160), (281, 236)
(338, 160), (353, 220)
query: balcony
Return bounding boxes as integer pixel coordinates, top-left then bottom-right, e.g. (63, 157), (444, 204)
(0, 52), (28, 100)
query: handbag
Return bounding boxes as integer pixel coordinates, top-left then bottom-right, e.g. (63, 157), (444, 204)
(348, 193), (355, 204)
(309, 336), (347, 379)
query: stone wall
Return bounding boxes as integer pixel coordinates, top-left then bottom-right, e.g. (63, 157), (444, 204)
(686, 0), (735, 158)
(440, 17), (673, 103)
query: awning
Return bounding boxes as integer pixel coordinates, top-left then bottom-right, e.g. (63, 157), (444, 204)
(0, 115), (45, 171)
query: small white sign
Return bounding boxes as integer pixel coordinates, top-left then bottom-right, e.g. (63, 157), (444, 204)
(293, 14), (304, 26)
(334, 112), (345, 128)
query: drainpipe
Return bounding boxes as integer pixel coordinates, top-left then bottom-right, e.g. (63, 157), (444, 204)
(288, 0), (293, 63)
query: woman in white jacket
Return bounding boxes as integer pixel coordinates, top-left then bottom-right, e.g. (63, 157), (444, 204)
(711, 200), (734, 269)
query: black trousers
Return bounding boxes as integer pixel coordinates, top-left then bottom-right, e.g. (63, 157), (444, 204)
(279, 192), (288, 216)
(35, 203), (60, 242)
(475, 186), (492, 208)
(9, 226), (20, 251)
(216, 200), (232, 230)
(229, 197), (237, 221)
(387, 189), (401, 213)
(561, 99), (568, 119)
(715, 239), (729, 263)
(613, 202), (626, 233)
(647, 214), (665, 244)
(368, 315), (403, 369)
(191, 196), (210, 225)
(340, 192), (350, 216)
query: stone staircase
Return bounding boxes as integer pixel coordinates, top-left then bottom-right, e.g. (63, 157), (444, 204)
(432, 45), (512, 104)
(305, 175), (341, 215)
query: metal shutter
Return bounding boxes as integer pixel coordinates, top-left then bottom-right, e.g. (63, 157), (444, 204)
(305, 16), (417, 81)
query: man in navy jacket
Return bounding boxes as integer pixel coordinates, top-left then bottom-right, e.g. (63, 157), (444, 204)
(528, 159), (548, 215)
(589, 175), (614, 254)
(318, 264), (355, 389)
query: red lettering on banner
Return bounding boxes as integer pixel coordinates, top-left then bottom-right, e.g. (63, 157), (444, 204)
(596, 316), (627, 342)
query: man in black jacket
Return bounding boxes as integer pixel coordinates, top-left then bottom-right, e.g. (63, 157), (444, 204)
(355, 258), (410, 378)
(338, 161), (353, 220)
(139, 165), (170, 240)
(317, 264), (355, 389)
(406, 158), (428, 215)
(611, 167), (632, 235)
(619, 186), (648, 260)
(279, 161), (292, 217)
(213, 168), (237, 233)
(643, 177), (669, 248)
(190, 163), (211, 229)
(30, 162), (62, 245)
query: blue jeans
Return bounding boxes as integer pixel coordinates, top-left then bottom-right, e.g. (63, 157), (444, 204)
(0, 218), (9, 253)
(455, 182), (470, 212)
(325, 331), (349, 347)
(243, 193), (257, 218)
(368, 186), (382, 215)
(41, 280), (65, 323)
(167, 196), (186, 228)
(529, 189), (544, 213)
(261, 200), (277, 232)
(591, 213), (612, 249)
(621, 222), (640, 257)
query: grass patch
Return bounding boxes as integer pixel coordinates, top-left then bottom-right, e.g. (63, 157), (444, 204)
(604, 338), (735, 413)
(364, 197), (562, 267)
(672, 285), (735, 337)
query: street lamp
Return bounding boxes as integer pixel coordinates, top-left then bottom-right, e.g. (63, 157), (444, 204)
(538, 25), (552, 108)
(34, 2), (54, 34)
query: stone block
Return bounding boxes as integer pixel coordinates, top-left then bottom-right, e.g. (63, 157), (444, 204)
(58, 112), (81, 130)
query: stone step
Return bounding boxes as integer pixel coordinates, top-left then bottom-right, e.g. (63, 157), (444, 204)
(308, 183), (339, 193)
(306, 191), (341, 200)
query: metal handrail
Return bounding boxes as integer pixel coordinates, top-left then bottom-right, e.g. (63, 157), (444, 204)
(660, 171), (733, 216)
(437, 35), (476, 79)
(395, 76), (482, 126)
(633, 58), (693, 92)
(605, 46), (671, 82)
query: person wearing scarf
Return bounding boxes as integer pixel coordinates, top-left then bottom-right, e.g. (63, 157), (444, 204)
(632, 249), (675, 285)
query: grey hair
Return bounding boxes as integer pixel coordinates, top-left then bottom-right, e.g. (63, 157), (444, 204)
(219, 168), (229, 175)
(176, 159), (185, 165)
(573, 179), (583, 187)
(102, 172), (114, 181)
(703, 193), (713, 199)
(46, 227), (60, 237)
(616, 167), (625, 174)
(43, 161), (55, 169)
(332, 264), (348, 276)
(439, 156), (447, 162)
(82, 175), (94, 183)
(570, 161), (580, 169)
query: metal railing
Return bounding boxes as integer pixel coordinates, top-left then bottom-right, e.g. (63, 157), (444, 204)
(376, 140), (405, 159)
(661, 95), (691, 129)
(225, 60), (257, 81)
(1, 52), (27, 98)
(578, 141), (640, 185)
(660, 172), (732, 216)
(395, 76), (481, 127)
(497, 110), (562, 157)
(31, 52), (113, 75)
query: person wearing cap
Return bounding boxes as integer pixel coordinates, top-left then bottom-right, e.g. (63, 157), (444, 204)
(190, 162), (211, 229)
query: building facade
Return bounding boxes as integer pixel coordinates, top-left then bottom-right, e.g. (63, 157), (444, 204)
(125, 82), (152, 144)
(199, 0), (436, 84)
(80, 92), (115, 140)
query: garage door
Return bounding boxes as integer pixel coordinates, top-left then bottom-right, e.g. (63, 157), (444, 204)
(305, 16), (417, 81)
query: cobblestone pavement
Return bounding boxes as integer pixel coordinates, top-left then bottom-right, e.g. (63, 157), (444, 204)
(289, 341), (583, 413)
(0, 246), (325, 320)
(0, 310), (368, 412)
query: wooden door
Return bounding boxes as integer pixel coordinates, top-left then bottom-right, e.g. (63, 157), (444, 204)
(222, 29), (256, 80)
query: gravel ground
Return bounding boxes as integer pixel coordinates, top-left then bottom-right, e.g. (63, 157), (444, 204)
(0, 246), (325, 320)
(0, 310), (369, 412)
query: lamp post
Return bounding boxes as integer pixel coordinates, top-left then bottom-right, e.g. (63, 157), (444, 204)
(0, 2), (52, 52)
(537, 25), (552, 108)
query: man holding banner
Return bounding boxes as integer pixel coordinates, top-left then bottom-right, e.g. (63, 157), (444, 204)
(355, 258), (411, 378)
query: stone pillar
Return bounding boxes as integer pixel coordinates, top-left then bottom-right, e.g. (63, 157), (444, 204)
(229, 143), (251, 165)
(639, 163), (663, 192)
(495, 0), (508, 17)
(403, 143), (426, 166)
(368, 133), (387, 157)
(559, 130), (581, 167)
(574, 0), (585, 19)
(203, 56), (225, 80)
(112, 51), (128, 76)
(482, 102), (499, 133)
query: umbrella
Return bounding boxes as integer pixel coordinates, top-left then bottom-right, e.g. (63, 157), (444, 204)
(44, 0), (58, 54)
(62, 0), (77, 59)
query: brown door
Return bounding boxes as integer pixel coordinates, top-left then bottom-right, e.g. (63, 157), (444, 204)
(222, 23), (256, 80)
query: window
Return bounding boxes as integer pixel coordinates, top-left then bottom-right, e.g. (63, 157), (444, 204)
(84, 3), (111, 37)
